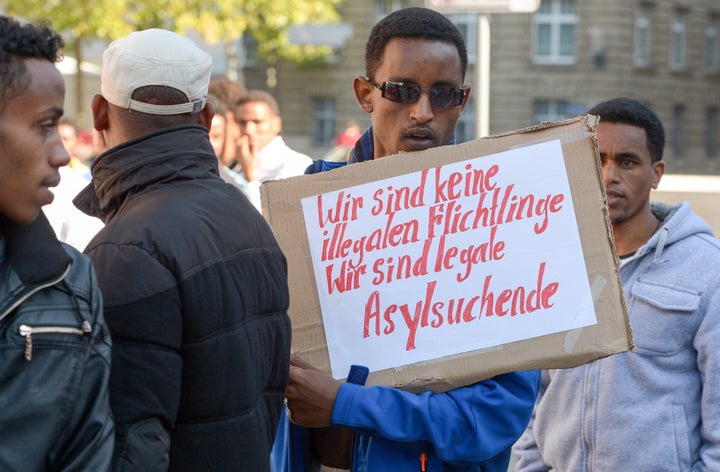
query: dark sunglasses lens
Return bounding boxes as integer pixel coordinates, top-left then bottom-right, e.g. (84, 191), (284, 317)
(430, 87), (464, 107)
(383, 83), (420, 104)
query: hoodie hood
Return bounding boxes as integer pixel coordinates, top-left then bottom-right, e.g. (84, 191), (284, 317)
(628, 201), (715, 266)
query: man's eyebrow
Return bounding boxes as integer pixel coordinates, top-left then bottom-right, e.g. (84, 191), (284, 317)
(600, 150), (642, 161)
(42, 106), (64, 118)
(387, 78), (462, 87)
(616, 151), (641, 159)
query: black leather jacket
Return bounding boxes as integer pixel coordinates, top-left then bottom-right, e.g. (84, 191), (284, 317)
(0, 213), (114, 471)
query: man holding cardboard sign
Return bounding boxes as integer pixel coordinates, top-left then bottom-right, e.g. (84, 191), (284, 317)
(514, 98), (720, 470)
(284, 7), (540, 472)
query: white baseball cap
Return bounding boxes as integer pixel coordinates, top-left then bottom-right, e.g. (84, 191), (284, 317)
(101, 28), (212, 115)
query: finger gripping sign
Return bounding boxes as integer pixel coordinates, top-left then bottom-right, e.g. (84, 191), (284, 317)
(302, 139), (596, 379)
(261, 116), (632, 392)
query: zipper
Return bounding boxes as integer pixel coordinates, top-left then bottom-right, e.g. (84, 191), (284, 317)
(420, 452), (427, 471)
(18, 321), (92, 361)
(0, 262), (72, 323)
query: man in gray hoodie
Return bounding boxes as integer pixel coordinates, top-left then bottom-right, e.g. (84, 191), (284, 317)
(513, 97), (720, 471)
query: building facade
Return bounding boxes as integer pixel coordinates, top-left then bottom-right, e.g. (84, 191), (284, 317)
(244, 0), (720, 175)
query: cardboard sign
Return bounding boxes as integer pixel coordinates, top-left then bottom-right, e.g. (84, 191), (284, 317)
(261, 116), (632, 393)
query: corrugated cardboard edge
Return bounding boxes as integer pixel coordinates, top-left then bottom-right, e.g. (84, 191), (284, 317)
(261, 115), (633, 393)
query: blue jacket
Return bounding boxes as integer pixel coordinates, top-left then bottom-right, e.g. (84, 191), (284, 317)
(291, 127), (540, 472)
(514, 202), (720, 471)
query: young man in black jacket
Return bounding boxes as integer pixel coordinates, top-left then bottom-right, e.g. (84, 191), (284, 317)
(0, 15), (113, 471)
(74, 28), (292, 471)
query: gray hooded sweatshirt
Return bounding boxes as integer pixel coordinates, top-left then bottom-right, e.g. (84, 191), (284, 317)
(513, 201), (720, 471)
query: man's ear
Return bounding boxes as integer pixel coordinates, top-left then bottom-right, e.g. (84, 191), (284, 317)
(353, 76), (373, 113)
(91, 94), (109, 131)
(651, 160), (665, 189)
(271, 114), (282, 137)
(198, 101), (215, 130)
(460, 85), (472, 113)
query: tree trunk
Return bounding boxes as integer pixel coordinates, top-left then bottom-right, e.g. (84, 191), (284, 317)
(72, 38), (86, 128)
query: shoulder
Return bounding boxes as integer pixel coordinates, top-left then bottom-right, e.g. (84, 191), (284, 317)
(60, 243), (98, 291)
(305, 159), (348, 175)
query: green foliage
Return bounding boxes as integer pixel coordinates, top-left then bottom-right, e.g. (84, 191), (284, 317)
(1, 0), (344, 64)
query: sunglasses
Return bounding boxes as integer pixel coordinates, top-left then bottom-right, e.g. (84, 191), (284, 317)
(365, 78), (466, 108)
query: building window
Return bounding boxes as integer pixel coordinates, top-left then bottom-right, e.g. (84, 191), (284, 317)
(533, 99), (569, 123)
(669, 13), (686, 71)
(634, 7), (651, 68)
(241, 34), (258, 68)
(671, 105), (685, 158)
(706, 17), (719, 73)
(532, 0), (577, 65)
(312, 97), (335, 147)
(375, 0), (410, 21)
(455, 99), (475, 143)
(706, 107), (718, 159)
(450, 13), (477, 65)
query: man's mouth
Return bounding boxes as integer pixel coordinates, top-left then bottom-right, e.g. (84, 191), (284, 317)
(406, 128), (433, 139)
(605, 189), (623, 205)
(44, 176), (61, 189)
(402, 128), (435, 150)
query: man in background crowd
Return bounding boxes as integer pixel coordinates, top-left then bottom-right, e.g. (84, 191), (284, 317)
(234, 89), (312, 209)
(75, 28), (292, 471)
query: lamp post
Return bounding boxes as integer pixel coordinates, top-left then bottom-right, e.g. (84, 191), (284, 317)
(427, 0), (540, 138)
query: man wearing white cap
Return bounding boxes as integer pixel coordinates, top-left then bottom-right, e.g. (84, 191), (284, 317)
(74, 29), (292, 471)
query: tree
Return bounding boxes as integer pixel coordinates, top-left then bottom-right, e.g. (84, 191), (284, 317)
(2, 0), (343, 122)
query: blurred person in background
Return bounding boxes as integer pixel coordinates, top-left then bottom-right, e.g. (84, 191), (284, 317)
(209, 76), (246, 169)
(47, 119), (103, 250)
(321, 120), (363, 163)
(58, 117), (91, 179)
(234, 89), (312, 210)
(44, 162), (104, 250)
(208, 92), (253, 195)
(334, 119), (361, 148)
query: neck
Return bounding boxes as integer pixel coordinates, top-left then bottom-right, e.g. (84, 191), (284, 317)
(612, 211), (661, 257)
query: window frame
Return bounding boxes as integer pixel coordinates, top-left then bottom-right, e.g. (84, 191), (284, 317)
(533, 99), (570, 124)
(705, 17), (719, 74)
(311, 97), (335, 147)
(449, 13), (477, 65)
(705, 107), (718, 159)
(531, 0), (578, 66)
(669, 13), (687, 71)
(633, 7), (651, 68)
(671, 104), (685, 158)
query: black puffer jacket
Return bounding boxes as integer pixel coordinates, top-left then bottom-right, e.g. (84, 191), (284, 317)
(0, 213), (114, 471)
(75, 125), (292, 471)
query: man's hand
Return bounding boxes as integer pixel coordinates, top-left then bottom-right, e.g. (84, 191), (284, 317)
(236, 134), (259, 182)
(285, 353), (342, 427)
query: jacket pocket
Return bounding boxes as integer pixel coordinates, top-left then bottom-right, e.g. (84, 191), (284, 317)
(629, 280), (699, 355)
(18, 321), (92, 361)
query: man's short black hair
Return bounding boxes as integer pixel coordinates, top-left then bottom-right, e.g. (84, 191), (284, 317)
(588, 97), (665, 162)
(208, 92), (228, 117)
(0, 16), (64, 108)
(235, 89), (280, 117)
(365, 7), (468, 81)
(209, 77), (246, 112)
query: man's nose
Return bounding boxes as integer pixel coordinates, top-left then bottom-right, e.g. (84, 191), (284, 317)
(52, 132), (71, 167)
(409, 92), (435, 124)
(602, 160), (619, 183)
